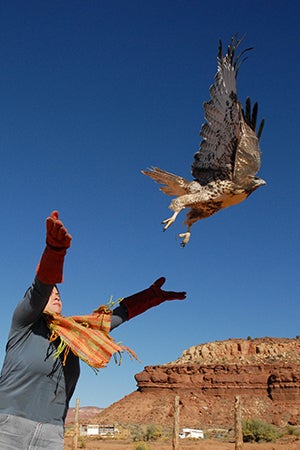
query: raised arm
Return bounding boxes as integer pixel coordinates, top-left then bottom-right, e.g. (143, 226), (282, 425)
(12, 211), (71, 328)
(36, 210), (72, 285)
(110, 277), (186, 330)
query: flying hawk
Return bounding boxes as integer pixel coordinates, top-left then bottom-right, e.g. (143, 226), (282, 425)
(142, 35), (266, 247)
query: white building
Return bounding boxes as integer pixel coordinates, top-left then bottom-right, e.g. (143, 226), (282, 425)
(80, 424), (117, 437)
(179, 428), (204, 439)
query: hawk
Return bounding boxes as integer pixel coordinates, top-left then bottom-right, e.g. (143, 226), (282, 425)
(142, 35), (266, 247)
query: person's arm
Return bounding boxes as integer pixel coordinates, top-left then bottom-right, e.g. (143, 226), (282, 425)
(110, 277), (186, 330)
(110, 304), (127, 330)
(12, 211), (71, 329)
(36, 210), (72, 285)
(12, 278), (54, 328)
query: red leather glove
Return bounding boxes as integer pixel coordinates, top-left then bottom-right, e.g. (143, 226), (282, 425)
(121, 277), (186, 320)
(36, 211), (72, 284)
(149, 277), (186, 301)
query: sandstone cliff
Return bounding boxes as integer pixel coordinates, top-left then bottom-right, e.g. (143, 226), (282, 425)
(95, 338), (300, 428)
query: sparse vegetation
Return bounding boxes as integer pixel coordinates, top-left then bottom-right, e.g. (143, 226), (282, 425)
(242, 418), (281, 442)
(79, 436), (86, 448)
(131, 424), (164, 442)
(131, 425), (145, 442)
(144, 424), (162, 441)
(286, 425), (300, 437)
(133, 443), (151, 450)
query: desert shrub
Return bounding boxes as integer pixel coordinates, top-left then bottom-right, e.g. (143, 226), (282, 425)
(242, 418), (281, 442)
(144, 424), (162, 441)
(79, 437), (86, 448)
(131, 423), (165, 443)
(134, 443), (151, 450)
(131, 425), (145, 442)
(286, 425), (300, 436)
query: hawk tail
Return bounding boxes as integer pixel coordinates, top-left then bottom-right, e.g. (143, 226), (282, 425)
(142, 167), (189, 197)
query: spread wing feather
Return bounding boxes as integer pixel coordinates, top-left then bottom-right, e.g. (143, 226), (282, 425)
(233, 97), (264, 185)
(192, 35), (248, 185)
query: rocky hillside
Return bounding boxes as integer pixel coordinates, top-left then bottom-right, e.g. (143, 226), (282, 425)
(93, 337), (300, 428)
(172, 337), (300, 365)
(66, 406), (103, 424)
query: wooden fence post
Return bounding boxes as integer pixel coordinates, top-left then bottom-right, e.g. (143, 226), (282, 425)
(234, 395), (243, 450)
(172, 395), (180, 450)
(72, 398), (80, 450)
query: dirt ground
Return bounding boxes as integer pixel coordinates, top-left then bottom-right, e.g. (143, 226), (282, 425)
(64, 436), (300, 449)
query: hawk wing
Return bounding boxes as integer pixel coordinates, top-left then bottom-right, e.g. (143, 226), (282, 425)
(192, 35), (253, 185)
(233, 97), (265, 186)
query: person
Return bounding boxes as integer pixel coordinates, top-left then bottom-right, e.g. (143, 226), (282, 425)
(0, 211), (186, 450)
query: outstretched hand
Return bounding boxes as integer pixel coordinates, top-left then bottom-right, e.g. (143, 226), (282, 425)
(151, 277), (186, 301)
(46, 211), (72, 250)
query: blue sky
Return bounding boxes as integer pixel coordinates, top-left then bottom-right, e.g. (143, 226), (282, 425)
(0, 0), (299, 409)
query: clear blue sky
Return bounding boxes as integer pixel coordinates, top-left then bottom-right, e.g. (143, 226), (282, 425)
(0, 0), (299, 409)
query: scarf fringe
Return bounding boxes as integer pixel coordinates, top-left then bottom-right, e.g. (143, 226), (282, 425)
(46, 297), (138, 370)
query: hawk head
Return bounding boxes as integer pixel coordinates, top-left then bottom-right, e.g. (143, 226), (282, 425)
(246, 176), (266, 194)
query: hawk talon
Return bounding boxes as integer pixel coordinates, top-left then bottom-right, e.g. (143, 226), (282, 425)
(162, 217), (175, 230)
(178, 232), (191, 247)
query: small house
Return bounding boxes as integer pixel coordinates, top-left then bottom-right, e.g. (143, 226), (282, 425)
(179, 428), (204, 439)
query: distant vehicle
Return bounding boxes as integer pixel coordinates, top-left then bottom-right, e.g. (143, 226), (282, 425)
(179, 428), (204, 439)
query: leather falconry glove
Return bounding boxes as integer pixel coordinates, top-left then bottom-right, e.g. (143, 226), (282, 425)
(121, 277), (186, 320)
(36, 211), (72, 284)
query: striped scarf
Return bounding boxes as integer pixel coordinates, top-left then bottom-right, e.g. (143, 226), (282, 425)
(45, 302), (137, 370)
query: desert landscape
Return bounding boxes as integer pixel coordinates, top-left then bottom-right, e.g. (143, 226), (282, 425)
(63, 436), (300, 449)
(64, 338), (300, 450)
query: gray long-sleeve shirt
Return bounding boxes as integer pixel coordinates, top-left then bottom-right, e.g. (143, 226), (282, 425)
(0, 279), (80, 425)
(0, 279), (127, 425)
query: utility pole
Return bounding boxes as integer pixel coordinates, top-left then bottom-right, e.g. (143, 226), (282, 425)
(72, 397), (80, 450)
(172, 395), (180, 450)
(234, 396), (243, 450)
